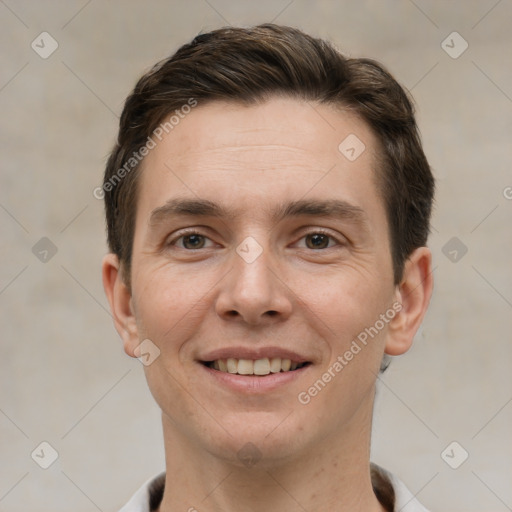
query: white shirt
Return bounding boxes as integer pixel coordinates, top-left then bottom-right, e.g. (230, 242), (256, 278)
(118, 466), (430, 512)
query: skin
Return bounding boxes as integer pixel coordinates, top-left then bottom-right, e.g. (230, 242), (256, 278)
(103, 96), (433, 512)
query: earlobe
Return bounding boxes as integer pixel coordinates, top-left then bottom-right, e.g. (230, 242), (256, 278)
(384, 247), (433, 356)
(102, 253), (139, 357)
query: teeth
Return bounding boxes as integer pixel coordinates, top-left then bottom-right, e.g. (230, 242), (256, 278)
(237, 359), (254, 375)
(253, 358), (270, 375)
(207, 357), (306, 375)
(269, 357), (281, 373)
(227, 358), (238, 373)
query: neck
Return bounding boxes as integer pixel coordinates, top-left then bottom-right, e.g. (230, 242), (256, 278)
(157, 395), (386, 512)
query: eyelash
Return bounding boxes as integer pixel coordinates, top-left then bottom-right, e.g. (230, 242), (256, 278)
(167, 228), (344, 250)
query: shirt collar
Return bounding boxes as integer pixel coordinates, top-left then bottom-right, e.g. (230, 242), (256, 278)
(119, 466), (429, 512)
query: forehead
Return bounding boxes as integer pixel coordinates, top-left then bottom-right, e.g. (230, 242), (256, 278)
(151, 98), (376, 167)
(135, 97), (384, 225)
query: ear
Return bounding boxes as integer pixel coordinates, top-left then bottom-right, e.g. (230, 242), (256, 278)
(385, 247), (433, 356)
(102, 253), (139, 358)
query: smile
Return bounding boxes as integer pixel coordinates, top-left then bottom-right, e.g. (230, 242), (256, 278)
(202, 357), (310, 375)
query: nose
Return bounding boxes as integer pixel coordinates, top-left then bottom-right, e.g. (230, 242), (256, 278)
(215, 239), (293, 326)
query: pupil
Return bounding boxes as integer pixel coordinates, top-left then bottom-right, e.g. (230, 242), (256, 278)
(308, 234), (328, 249)
(184, 235), (203, 249)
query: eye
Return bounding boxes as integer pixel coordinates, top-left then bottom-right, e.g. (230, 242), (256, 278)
(297, 230), (342, 250)
(168, 231), (215, 250)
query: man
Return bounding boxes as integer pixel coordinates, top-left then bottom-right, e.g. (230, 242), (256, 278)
(101, 24), (434, 512)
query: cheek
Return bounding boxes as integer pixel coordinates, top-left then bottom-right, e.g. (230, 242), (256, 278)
(131, 265), (205, 345)
(297, 268), (394, 379)
(307, 269), (389, 333)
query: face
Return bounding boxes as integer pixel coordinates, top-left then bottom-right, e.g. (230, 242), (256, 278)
(109, 97), (411, 465)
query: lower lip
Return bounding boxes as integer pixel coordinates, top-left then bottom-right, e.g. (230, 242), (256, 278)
(198, 362), (311, 393)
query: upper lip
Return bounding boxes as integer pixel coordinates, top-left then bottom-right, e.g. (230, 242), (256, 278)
(199, 346), (312, 364)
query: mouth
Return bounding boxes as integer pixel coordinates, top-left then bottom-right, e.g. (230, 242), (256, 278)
(201, 357), (311, 376)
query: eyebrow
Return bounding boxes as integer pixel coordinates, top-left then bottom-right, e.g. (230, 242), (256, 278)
(149, 197), (368, 229)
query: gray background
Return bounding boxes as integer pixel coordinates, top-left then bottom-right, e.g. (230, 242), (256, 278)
(1, 1), (511, 511)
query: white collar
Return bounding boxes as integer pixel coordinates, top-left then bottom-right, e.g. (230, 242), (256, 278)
(118, 467), (430, 512)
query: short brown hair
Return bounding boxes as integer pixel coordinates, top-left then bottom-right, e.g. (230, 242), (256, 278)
(103, 23), (434, 289)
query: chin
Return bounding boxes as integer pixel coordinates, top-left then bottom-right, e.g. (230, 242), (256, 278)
(196, 411), (316, 468)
